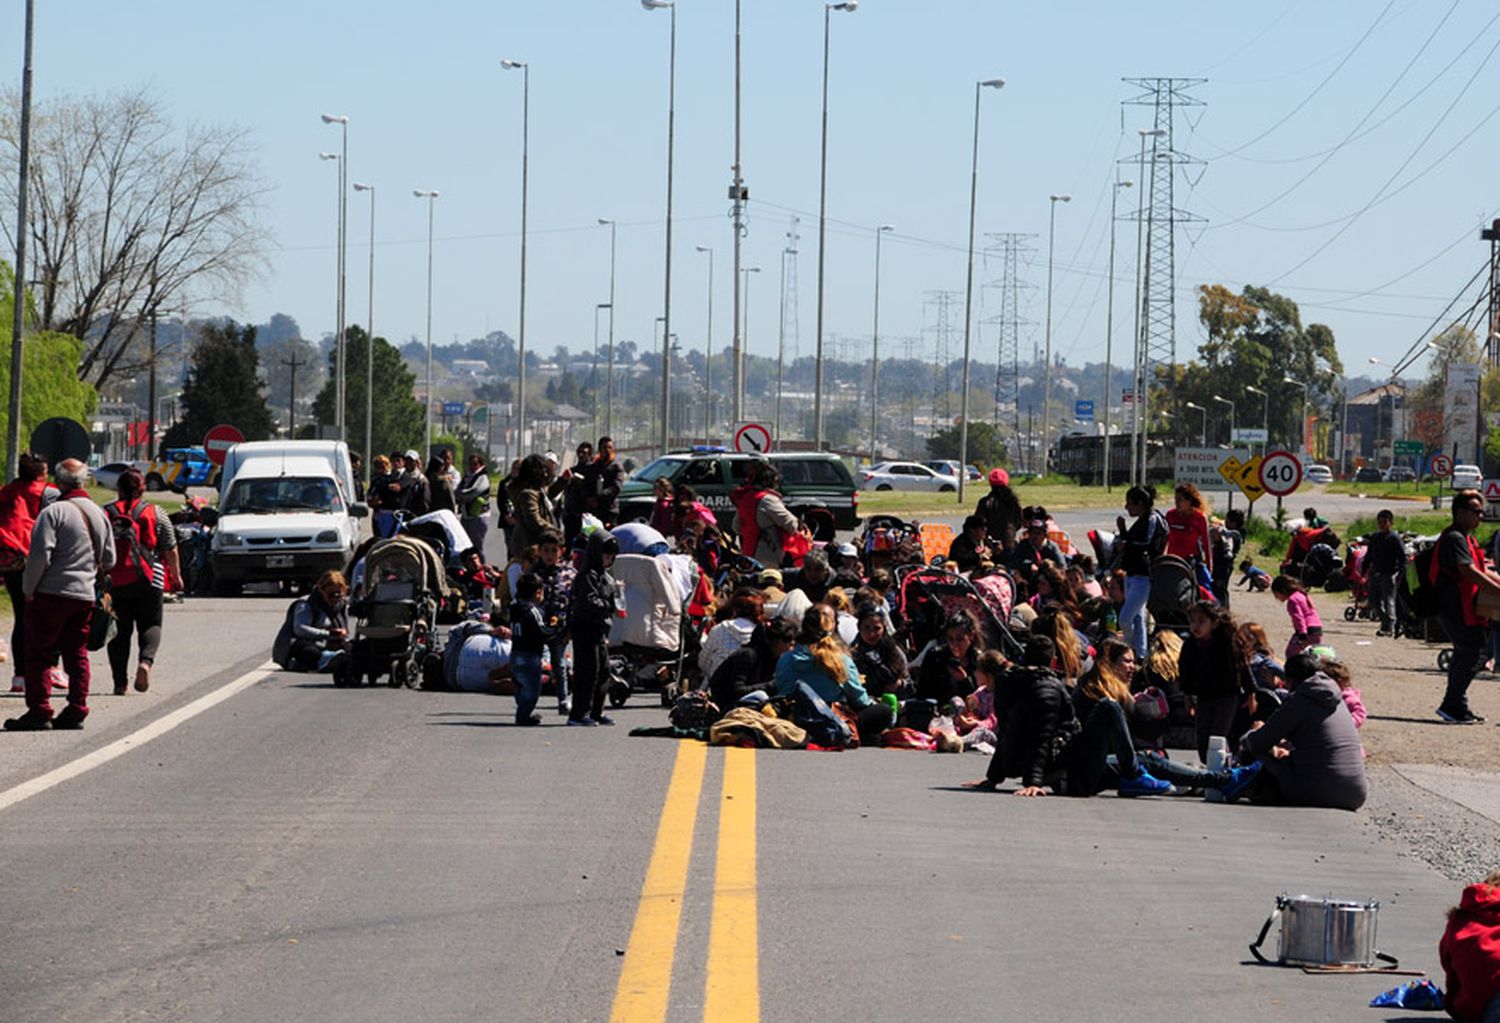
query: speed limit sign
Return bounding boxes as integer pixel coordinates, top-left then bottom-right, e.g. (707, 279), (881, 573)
(1258, 450), (1303, 497)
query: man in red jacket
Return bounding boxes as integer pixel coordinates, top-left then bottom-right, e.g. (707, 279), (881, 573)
(1441, 870), (1500, 1021)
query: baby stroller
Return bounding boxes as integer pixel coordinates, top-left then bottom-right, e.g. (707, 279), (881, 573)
(859, 514), (924, 574)
(1147, 554), (1202, 631)
(607, 553), (699, 708)
(1340, 539), (1375, 621)
(1300, 542), (1344, 590)
(898, 566), (1024, 661)
(345, 535), (446, 688)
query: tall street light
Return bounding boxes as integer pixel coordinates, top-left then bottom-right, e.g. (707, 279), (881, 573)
(353, 182), (376, 476)
(776, 246), (790, 451)
(741, 267), (762, 417)
(1184, 401), (1207, 446)
(598, 218), (617, 435)
(6, 0), (35, 478)
(1245, 385), (1269, 458)
(321, 114), (350, 441)
(1103, 178), (1133, 491)
(1283, 375), (1309, 455)
(695, 245), (714, 443)
(1041, 192), (1071, 477)
(413, 190), (440, 458)
(501, 58), (530, 452)
(814, 0), (859, 451)
(318, 149), (343, 438)
(1211, 393), (1234, 449)
(656, 315), (668, 453)
(644, 0), (677, 459)
(870, 223), (894, 466)
(729, 0), (747, 425)
(1131, 126), (1166, 485)
(593, 302), (610, 441)
(959, 79), (1005, 502)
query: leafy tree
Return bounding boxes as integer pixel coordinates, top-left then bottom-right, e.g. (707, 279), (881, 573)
(309, 326), (426, 459)
(475, 379), (513, 405)
(926, 421), (1007, 468)
(1178, 284), (1342, 447)
(161, 321), (275, 449)
(0, 262), (98, 444)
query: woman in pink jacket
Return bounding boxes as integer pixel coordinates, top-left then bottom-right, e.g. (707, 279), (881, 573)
(1272, 575), (1323, 660)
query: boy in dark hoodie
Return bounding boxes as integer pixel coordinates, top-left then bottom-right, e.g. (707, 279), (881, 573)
(509, 573), (555, 727)
(568, 532), (620, 726)
(1441, 869), (1500, 1022)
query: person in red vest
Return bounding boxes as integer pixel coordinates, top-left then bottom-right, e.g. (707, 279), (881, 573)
(0, 452), (58, 693)
(104, 469), (181, 696)
(730, 460), (808, 568)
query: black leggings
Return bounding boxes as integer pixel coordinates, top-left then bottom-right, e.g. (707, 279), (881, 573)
(570, 629), (610, 721)
(108, 582), (163, 687)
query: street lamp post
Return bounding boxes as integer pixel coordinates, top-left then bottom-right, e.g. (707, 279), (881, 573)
(5, 0), (35, 479)
(813, 0), (859, 451)
(501, 58), (530, 453)
(318, 148), (343, 438)
(1283, 375), (1310, 456)
(353, 182), (376, 477)
(656, 315), (668, 453)
(776, 247), (789, 451)
(695, 245), (714, 444)
(1104, 179), (1133, 491)
(643, 0), (677, 459)
(959, 78), (1005, 503)
(599, 218), (617, 436)
(413, 190), (440, 458)
(741, 267), (761, 432)
(593, 302), (611, 440)
(321, 114), (349, 441)
(1211, 394), (1234, 449)
(1041, 193), (1071, 477)
(1245, 385), (1269, 458)
(1184, 401), (1207, 446)
(870, 223), (894, 466)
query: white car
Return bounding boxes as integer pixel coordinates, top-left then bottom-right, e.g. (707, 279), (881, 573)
(1452, 464), (1483, 489)
(90, 461), (149, 490)
(1304, 464), (1333, 485)
(859, 461), (959, 493)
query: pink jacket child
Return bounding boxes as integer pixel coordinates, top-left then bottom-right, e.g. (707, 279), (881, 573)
(1272, 576), (1324, 660)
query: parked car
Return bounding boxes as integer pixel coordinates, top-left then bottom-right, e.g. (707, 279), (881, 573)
(145, 447), (219, 493)
(1386, 465), (1418, 483)
(860, 461), (959, 493)
(922, 460), (982, 482)
(1352, 467), (1383, 484)
(90, 460), (150, 491)
(1452, 464), (1483, 489)
(1304, 464), (1334, 485)
(617, 450), (858, 540)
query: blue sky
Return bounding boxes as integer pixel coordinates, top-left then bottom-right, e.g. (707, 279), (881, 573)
(21, 0), (1500, 379)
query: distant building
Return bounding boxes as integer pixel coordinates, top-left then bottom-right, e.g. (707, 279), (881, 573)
(1342, 382), (1406, 464)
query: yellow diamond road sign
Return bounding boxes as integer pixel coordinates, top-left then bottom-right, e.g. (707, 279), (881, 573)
(1219, 454), (1265, 502)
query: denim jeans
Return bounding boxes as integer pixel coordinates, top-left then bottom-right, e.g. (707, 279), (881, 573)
(1066, 699), (1138, 796)
(1369, 571), (1399, 631)
(547, 637), (571, 711)
(511, 651), (543, 721)
(1121, 574), (1151, 659)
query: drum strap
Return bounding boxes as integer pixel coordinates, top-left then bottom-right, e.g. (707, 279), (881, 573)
(1248, 905), (1400, 969)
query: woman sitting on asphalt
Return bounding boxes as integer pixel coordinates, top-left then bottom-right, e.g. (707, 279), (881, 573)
(775, 604), (890, 744)
(708, 617), (796, 712)
(1237, 652), (1368, 811)
(272, 570), (350, 677)
(699, 588), (766, 682)
(916, 609), (982, 705)
(849, 602), (910, 699)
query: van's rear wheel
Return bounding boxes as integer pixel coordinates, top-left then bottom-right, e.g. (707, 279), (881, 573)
(145, 474), (165, 492)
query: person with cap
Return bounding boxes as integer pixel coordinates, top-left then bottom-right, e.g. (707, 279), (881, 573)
(755, 567), (787, 605)
(826, 541), (864, 591)
(976, 467), (1023, 553)
(394, 450), (431, 517)
(1008, 515), (1066, 579)
(948, 514), (993, 574)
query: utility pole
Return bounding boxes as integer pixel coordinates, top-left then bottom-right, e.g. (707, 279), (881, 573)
(730, 0), (747, 422)
(147, 308), (158, 458)
(6, 0), (36, 479)
(282, 349), (305, 437)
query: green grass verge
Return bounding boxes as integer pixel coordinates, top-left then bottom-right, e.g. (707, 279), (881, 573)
(1324, 480), (1445, 499)
(85, 486), (187, 509)
(858, 478), (1125, 518)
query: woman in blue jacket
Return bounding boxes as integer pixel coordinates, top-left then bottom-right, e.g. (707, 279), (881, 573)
(775, 604), (891, 743)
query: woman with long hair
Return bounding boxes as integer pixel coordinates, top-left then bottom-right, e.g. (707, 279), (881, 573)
(916, 609), (982, 704)
(0, 452), (54, 692)
(775, 604), (891, 743)
(1164, 482), (1212, 572)
(1114, 484), (1165, 659)
(1031, 609), (1091, 684)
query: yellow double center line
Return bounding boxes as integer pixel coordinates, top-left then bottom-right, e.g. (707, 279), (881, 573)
(610, 743), (759, 1023)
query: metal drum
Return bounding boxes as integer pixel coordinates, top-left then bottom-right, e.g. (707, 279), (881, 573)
(1277, 895), (1380, 967)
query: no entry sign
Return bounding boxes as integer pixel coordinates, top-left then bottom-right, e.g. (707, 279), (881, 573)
(203, 424), (245, 466)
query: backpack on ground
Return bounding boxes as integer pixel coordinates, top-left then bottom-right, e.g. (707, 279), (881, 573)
(107, 499), (161, 589)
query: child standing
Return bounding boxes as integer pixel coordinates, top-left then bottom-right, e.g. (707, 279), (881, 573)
(568, 532), (621, 726)
(508, 574), (555, 727)
(1440, 869), (1500, 1022)
(534, 530), (576, 717)
(1272, 575), (1324, 660)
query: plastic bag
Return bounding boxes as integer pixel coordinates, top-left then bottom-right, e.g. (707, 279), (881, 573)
(1368, 979), (1443, 1010)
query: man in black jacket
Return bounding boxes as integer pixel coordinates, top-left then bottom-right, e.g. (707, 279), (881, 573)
(567, 532), (620, 726)
(1363, 509), (1406, 636)
(579, 437), (625, 528)
(965, 636), (1072, 796)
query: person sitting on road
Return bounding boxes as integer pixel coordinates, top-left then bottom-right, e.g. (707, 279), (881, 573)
(1439, 868), (1500, 1023)
(850, 602), (909, 699)
(781, 549), (833, 604)
(1179, 600), (1246, 763)
(709, 617), (796, 713)
(965, 635), (1072, 796)
(916, 609), (982, 705)
(1237, 652), (1368, 811)
(1029, 563), (1082, 623)
(699, 588), (766, 682)
(775, 604), (889, 744)
(1008, 516), (1066, 580)
(947, 514), (992, 574)
(272, 570), (350, 677)
(1031, 608), (1092, 684)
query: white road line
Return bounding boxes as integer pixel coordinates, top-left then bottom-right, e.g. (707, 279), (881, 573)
(0, 662), (276, 815)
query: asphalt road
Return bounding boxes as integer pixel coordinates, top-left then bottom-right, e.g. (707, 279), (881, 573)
(0, 583), (1465, 1022)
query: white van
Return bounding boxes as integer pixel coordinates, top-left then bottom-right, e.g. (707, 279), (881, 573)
(210, 453), (368, 595)
(219, 440), (358, 506)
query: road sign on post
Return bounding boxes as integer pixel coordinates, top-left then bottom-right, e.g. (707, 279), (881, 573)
(1431, 454), (1454, 479)
(442, 401), (467, 418)
(202, 424), (244, 466)
(1174, 447), (1249, 492)
(1074, 399), (1095, 422)
(733, 421), (772, 455)
(1393, 440), (1425, 459)
(1231, 428), (1268, 445)
(1259, 449), (1303, 497)
(1219, 453), (1265, 503)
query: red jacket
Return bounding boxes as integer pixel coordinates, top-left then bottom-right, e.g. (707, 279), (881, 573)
(1164, 507), (1212, 572)
(0, 478), (51, 557)
(1441, 882), (1500, 1020)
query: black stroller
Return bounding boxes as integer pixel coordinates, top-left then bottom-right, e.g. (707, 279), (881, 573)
(1147, 554), (1202, 631)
